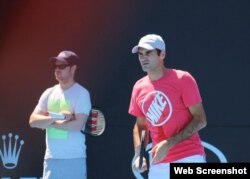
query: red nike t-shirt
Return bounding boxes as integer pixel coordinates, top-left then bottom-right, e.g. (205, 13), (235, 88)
(129, 69), (205, 163)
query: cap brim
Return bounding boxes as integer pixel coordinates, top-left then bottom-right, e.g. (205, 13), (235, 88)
(131, 46), (139, 53)
(131, 44), (155, 54)
(49, 57), (67, 63)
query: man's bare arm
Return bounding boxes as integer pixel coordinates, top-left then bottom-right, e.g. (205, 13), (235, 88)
(29, 109), (54, 129)
(169, 103), (207, 146)
(133, 117), (149, 156)
(151, 103), (207, 164)
(50, 113), (88, 131)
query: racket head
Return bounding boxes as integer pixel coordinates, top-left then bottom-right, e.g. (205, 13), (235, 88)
(82, 108), (105, 136)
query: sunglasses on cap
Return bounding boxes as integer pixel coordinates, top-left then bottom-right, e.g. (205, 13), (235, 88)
(53, 64), (72, 70)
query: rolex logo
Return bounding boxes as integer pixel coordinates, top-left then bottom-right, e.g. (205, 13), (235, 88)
(0, 133), (24, 169)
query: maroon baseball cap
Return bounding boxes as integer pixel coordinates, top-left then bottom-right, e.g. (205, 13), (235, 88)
(50, 50), (79, 65)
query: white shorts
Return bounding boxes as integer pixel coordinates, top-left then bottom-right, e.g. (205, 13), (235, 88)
(148, 155), (206, 179)
(43, 158), (87, 179)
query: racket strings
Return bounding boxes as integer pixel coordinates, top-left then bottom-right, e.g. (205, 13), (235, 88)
(85, 110), (105, 136)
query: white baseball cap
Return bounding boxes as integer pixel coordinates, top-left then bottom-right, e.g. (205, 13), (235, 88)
(132, 34), (166, 53)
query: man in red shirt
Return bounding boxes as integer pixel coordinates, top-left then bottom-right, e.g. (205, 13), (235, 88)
(129, 34), (207, 178)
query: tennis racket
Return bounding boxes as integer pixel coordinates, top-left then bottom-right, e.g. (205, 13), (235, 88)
(139, 130), (146, 169)
(81, 108), (105, 136)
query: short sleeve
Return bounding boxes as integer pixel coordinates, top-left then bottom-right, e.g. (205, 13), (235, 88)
(74, 89), (91, 115)
(35, 87), (54, 112)
(128, 84), (144, 117)
(181, 72), (202, 107)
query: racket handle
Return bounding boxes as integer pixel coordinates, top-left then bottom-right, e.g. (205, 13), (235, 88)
(139, 130), (146, 169)
(139, 155), (143, 169)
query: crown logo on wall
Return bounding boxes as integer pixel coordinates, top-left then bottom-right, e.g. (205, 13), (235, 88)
(0, 133), (24, 169)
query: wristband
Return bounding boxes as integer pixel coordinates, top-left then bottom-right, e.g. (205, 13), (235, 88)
(48, 112), (65, 120)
